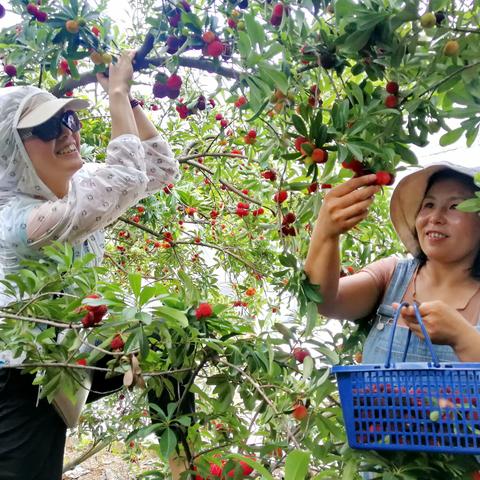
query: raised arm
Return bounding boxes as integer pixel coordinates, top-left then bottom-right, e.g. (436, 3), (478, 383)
(304, 174), (383, 320)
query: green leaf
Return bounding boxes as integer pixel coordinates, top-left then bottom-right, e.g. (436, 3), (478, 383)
(344, 28), (373, 51)
(457, 197), (480, 212)
(139, 286), (157, 306)
(279, 253), (298, 269)
(159, 428), (177, 459)
(244, 13), (265, 51)
(259, 64), (289, 95)
(292, 114), (309, 137)
(305, 301), (319, 337)
(129, 273), (142, 298)
(439, 127), (464, 146)
(237, 31), (251, 58)
(284, 450), (311, 480)
(303, 354), (314, 381)
(154, 306), (188, 328)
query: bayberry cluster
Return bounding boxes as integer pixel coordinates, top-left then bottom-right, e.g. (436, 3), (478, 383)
(174, 95), (208, 119)
(261, 169), (277, 182)
(294, 136), (328, 164)
(384, 81), (399, 108)
(236, 202), (250, 217)
(153, 73), (182, 100)
(26, 3), (48, 22)
(80, 294), (108, 327)
(243, 129), (256, 145)
(281, 212), (296, 236)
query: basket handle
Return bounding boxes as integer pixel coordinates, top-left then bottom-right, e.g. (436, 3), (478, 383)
(385, 301), (440, 368)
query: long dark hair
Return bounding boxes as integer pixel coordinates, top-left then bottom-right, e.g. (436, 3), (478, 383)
(414, 169), (480, 279)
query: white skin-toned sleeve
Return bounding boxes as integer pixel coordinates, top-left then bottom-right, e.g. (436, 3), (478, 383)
(26, 134), (178, 247)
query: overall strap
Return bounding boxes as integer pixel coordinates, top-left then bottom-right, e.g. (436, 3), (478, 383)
(375, 257), (420, 319)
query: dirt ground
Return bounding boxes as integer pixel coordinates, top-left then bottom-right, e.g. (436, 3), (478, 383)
(62, 437), (165, 480)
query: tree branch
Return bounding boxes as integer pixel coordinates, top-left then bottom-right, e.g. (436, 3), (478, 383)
(51, 56), (241, 96)
(219, 359), (301, 449)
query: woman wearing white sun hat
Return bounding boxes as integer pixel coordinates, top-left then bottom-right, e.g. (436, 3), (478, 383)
(304, 161), (480, 363)
(0, 51), (179, 479)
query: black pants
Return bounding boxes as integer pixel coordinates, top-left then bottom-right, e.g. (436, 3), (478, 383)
(0, 369), (66, 480)
(0, 367), (195, 479)
(0, 360), (125, 480)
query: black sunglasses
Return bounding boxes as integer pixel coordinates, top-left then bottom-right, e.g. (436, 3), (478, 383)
(19, 110), (81, 142)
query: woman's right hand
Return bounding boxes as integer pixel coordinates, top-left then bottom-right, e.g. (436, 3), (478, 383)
(314, 174), (381, 239)
(106, 50), (135, 97)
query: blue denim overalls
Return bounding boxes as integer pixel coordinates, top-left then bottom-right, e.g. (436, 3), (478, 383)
(359, 257), (480, 479)
(363, 257), (462, 364)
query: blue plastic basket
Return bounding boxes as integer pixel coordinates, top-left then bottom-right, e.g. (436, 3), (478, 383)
(332, 302), (480, 454)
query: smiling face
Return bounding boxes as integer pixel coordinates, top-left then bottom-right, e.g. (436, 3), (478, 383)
(22, 117), (83, 197)
(415, 177), (480, 266)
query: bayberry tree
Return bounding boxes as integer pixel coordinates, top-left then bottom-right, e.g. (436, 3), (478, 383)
(1, 0), (480, 478)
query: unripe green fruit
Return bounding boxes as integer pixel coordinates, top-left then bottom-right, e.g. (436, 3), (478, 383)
(420, 12), (436, 29)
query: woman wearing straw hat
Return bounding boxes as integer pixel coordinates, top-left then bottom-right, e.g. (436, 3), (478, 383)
(304, 162), (480, 364)
(0, 51), (179, 479)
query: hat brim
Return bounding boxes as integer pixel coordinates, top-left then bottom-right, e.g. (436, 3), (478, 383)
(390, 162), (480, 255)
(16, 98), (90, 129)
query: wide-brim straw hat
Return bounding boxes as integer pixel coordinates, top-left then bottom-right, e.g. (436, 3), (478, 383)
(390, 161), (480, 255)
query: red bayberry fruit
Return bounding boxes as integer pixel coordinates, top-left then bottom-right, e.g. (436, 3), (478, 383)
(206, 40), (224, 57)
(202, 31), (216, 44)
(76, 358), (87, 366)
(220, 119), (228, 128)
(0, 4), (5, 18)
(375, 171), (395, 186)
(234, 96), (247, 108)
(292, 404), (308, 420)
(386, 81), (399, 95)
(272, 3), (284, 16)
(110, 334), (124, 350)
(26, 3), (39, 15)
(252, 208), (264, 216)
(4, 64), (17, 77)
(163, 183), (174, 194)
(294, 136), (308, 152)
(261, 169), (277, 181)
(293, 347), (310, 363)
(307, 182), (318, 193)
(166, 74), (182, 90)
(311, 148), (328, 164)
(35, 10), (48, 22)
(215, 113), (223, 121)
(81, 311), (95, 328)
(274, 190), (288, 203)
(247, 129), (256, 138)
(282, 212), (296, 224)
(195, 303), (213, 319)
(384, 95), (398, 108)
(153, 82), (169, 98)
(91, 26), (100, 36)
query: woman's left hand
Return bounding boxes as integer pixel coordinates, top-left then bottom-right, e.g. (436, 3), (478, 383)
(392, 300), (472, 347)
